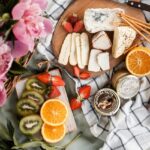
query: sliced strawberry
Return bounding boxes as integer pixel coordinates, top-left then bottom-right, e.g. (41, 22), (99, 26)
(62, 21), (73, 33)
(37, 73), (51, 84)
(80, 71), (91, 80)
(70, 98), (82, 110)
(67, 13), (78, 26)
(73, 66), (80, 78)
(73, 20), (84, 32)
(51, 76), (65, 86)
(48, 86), (61, 98)
(79, 85), (91, 99)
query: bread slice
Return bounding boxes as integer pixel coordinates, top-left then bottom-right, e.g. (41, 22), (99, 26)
(88, 49), (101, 72)
(69, 33), (78, 66)
(84, 8), (124, 33)
(97, 52), (110, 71)
(112, 26), (136, 58)
(58, 34), (72, 65)
(92, 31), (112, 50)
(76, 34), (85, 69)
(81, 32), (90, 66)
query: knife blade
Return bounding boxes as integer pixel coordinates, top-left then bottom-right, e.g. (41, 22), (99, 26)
(126, 1), (150, 12)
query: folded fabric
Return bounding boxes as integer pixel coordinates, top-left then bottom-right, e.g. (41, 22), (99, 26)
(37, 0), (150, 150)
(81, 66), (150, 150)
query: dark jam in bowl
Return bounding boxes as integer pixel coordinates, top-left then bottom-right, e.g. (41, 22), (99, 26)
(94, 88), (120, 116)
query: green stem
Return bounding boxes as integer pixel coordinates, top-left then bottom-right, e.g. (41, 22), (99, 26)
(63, 132), (82, 149)
(4, 26), (12, 41)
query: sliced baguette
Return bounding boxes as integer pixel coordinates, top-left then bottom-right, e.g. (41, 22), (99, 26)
(58, 34), (72, 65)
(88, 49), (101, 72)
(97, 52), (110, 71)
(112, 26), (136, 58)
(81, 32), (90, 66)
(76, 34), (85, 69)
(92, 31), (111, 50)
(69, 33), (78, 66)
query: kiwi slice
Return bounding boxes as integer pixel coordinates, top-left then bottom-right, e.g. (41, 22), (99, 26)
(17, 99), (39, 116)
(22, 91), (44, 105)
(19, 115), (43, 135)
(26, 78), (46, 94)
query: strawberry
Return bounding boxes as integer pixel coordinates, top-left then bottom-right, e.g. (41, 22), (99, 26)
(80, 71), (91, 80)
(70, 98), (82, 110)
(73, 20), (84, 32)
(73, 66), (80, 78)
(79, 85), (91, 99)
(48, 86), (61, 98)
(62, 21), (73, 33)
(37, 73), (51, 84)
(51, 76), (65, 86)
(67, 13), (78, 26)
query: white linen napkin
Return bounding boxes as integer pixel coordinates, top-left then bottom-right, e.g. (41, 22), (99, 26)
(37, 0), (150, 150)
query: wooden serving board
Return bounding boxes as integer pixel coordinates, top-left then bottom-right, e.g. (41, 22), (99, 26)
(51, 0), (145, 77)
(16, 69), (77, 133)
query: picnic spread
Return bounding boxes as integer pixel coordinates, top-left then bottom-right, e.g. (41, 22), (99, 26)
(0, 0), (150, 150)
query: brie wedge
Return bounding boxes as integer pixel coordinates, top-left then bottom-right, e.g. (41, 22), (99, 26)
(92, 31), (112, 50)
(76, 34), (85, 69)
(81, 32), (90, 66)
(69, 33), (78, 66)
(112, 26), (136, 58)
(84, 8), (124, 33)
(97, 52), (110, 71)
(88, 49), (101, 72)
(58, 34), (72, 65)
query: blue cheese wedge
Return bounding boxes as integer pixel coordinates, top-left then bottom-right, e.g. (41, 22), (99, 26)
(84, 8), (124, 33)
(112, 26), (137, 58)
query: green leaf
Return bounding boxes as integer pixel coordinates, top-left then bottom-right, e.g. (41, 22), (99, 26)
(0, 122), (11, 140)
(7, 120), (14, 139)
(9, 61), (30, 76)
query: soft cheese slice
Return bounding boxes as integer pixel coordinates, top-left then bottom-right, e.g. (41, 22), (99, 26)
(69, 33), (78, 66)
(58, 34), (72, 65)
(92, 31), (112, 50)
(112, 26), (136, 58)
(97, 52), (110, 71)
(81, 32), (90, 66)
(76, 34), (85, 69)
(88, 49), (101, 72)
(84, 8), (124, 33)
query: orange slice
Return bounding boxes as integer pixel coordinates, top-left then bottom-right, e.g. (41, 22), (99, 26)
(41, 123), (66, 143)
(126, 47), (150, 77)
(40, 99), (68, 126)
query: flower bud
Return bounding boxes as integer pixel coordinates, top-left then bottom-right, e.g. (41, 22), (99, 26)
(2, 13), (10, 21)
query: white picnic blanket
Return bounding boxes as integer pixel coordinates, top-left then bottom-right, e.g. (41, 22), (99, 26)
(37, 0), (150, 150)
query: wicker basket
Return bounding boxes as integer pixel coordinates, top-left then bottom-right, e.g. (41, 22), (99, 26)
(5, 52), (34, 96)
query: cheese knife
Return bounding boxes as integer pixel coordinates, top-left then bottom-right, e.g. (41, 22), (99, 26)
(125, 0), (150, 12)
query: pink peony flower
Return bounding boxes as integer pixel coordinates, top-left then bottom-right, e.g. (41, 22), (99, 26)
(12, 0), (52, 52)
(0, 83), (7, 107)
(0, 37), (13, 79)
(8, 40), (29, 58)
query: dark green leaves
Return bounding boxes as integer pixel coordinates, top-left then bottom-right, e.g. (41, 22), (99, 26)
(9, 61), (30, 76)
(7, 120), (14, 138)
